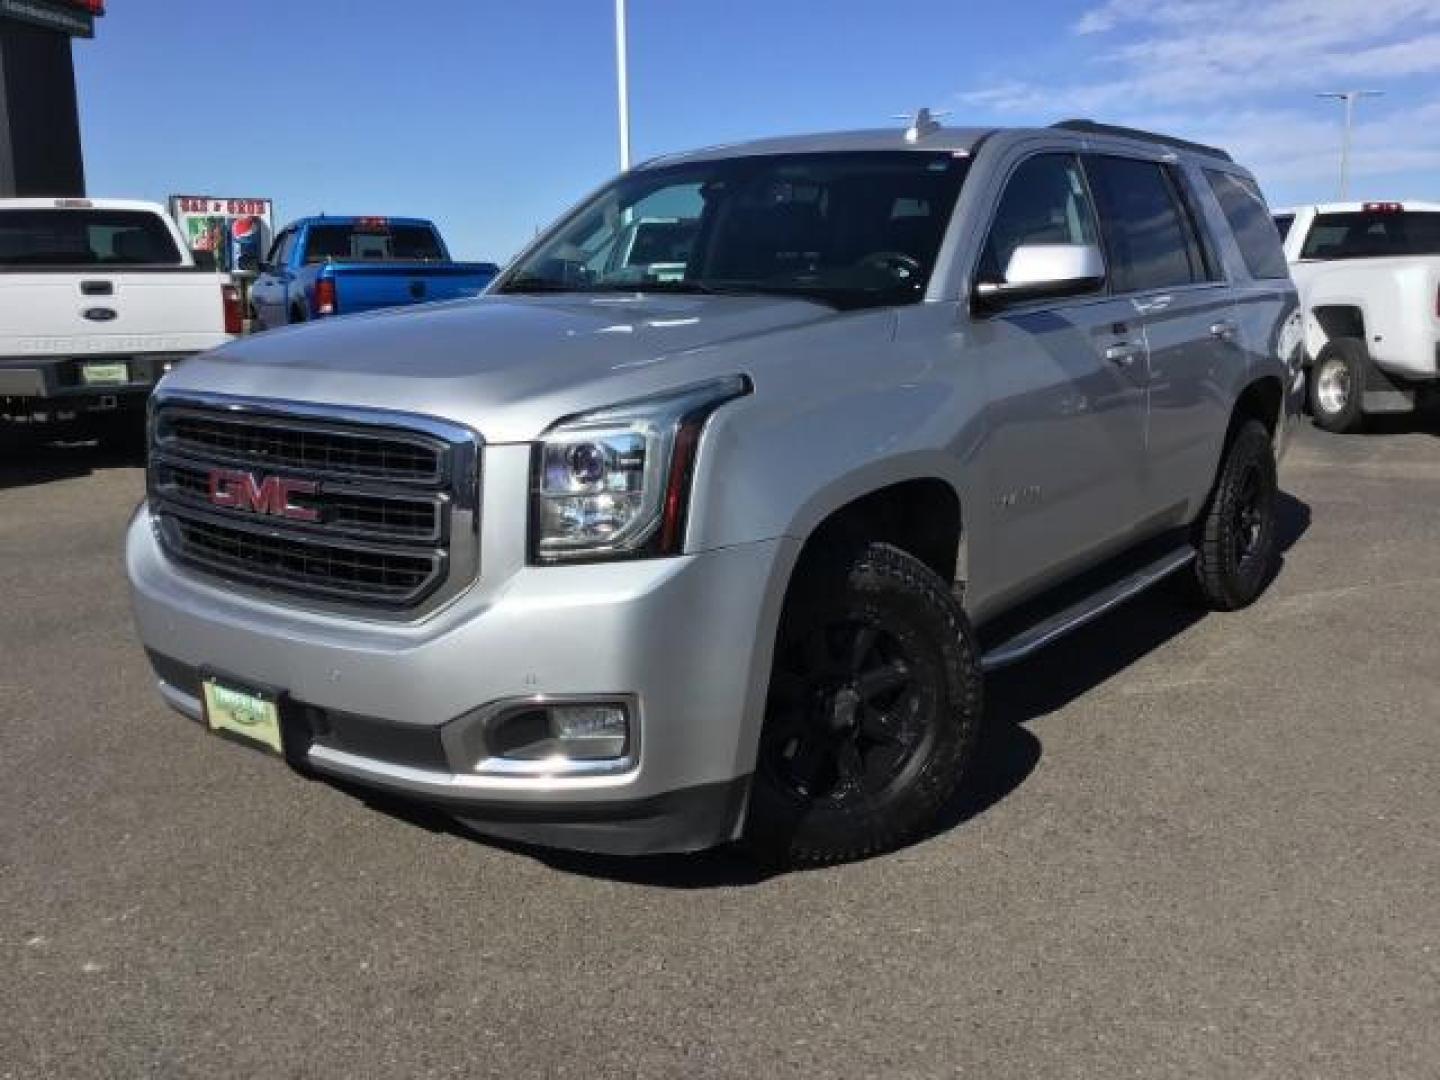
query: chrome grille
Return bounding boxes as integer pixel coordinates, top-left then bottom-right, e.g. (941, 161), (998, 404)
(156, 410), (444, 484)
(148, 393), (480, 615)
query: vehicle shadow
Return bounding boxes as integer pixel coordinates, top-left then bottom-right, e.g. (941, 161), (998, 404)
(0, 430), (145, 490)
(1363, 411), (1440, 437)
(349, 491), (1312, 888)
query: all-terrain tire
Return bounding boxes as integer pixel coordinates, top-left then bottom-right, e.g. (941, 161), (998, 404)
(1309, 337), (1367, 434)
(1187, 420), (1280, 611)
(743, 542), (983, 867)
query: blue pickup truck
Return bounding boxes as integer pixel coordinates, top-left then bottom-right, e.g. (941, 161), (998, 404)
(249, 216), (498, 329)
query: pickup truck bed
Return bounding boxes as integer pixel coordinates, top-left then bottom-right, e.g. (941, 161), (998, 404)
(298, 260), (500, 317)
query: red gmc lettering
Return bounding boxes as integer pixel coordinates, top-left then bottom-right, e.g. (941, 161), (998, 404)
(206, 469), (319, 523)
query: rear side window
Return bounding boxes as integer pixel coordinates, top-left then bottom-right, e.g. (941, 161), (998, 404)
(1205, 171), (1289, 279)
(977, 153), (1100, 284)
(0, 209), (182, 267)
(1298, 210), (1440, 260)
(1084, 156), (1205, 292)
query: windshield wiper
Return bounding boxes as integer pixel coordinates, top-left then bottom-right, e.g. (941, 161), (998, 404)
(582, 280), (737, 295)
(498, 275), (581, 294)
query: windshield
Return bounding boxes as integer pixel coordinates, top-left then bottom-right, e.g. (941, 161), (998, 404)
(305, 223), (445, 262)
(499, 151), (969, 309)
(0, 209), (182, 267)
(1299, 210), (1440, 260)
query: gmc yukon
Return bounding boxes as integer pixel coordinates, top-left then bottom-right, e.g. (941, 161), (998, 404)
(127, 118), (1303, 865)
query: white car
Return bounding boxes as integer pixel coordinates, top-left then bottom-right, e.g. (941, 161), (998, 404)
(1274, 200), (1440, 431)
(0, 198), (240, 441)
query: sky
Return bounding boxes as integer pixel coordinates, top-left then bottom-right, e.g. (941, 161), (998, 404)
(73, 0), (1440, 262)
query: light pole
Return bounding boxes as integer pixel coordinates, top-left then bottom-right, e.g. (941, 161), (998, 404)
(615, 0), (631, 171)
(1316, 90), (1382, 200)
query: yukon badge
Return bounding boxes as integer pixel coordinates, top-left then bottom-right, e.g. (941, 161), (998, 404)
(207, 468), (319, 522)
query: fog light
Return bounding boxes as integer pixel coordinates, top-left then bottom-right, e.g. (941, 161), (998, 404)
(483, 699), (632, 766)
(551, 703), (628, 760)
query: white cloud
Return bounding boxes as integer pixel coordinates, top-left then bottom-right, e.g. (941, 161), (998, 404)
(952, 0), (1440, 197)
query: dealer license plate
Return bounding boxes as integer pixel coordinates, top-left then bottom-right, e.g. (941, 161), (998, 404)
(202, 678), (282, 755)
(81, 361), (129, 385)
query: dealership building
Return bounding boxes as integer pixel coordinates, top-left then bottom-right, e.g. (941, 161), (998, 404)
(0, 0), (102, 197)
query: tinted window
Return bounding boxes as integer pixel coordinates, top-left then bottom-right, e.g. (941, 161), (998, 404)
(501, 152), (969, 310)
(304, 223), (445, 262)
(1085, 156), (1201, 292)
(1205, 170), (1289, 279)
(0, 209), (182, 267)
(1298, 211), (1440, 260)
(977, 153), (1100, 284)
(1273, 214), (1294, 242)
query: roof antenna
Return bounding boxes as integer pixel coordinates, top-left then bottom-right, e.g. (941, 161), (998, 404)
(894, 107), (948, 143)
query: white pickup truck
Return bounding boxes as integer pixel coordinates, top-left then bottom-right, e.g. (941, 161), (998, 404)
(0, 198), (239, 441)
(1274, 201), (1440, 432)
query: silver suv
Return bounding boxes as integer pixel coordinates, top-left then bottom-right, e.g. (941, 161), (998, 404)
(127, 118), (1303, 865)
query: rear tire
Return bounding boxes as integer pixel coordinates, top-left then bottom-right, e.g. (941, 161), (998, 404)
(743, 542), (982, 867)
(1187, 420), (1279, 611)
(1309, 337), (1367, 433)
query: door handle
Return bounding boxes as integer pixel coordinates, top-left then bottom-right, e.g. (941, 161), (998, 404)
(1210, 320), (1238, 341)
(1105, 341), (1144, 366)
(1134, 295), (1173, 314)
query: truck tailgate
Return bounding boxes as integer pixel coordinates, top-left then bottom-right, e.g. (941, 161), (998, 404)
(0, 271), (230, 358)
(328, 263), (497, 315)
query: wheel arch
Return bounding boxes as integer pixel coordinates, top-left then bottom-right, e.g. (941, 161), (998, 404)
(781, 474), (965, 604)
(1304, 302), (1366, 363)
(1231, 374), (1285, 441)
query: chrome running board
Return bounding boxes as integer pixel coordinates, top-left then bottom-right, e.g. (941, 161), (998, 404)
(980, 546), (1196, 673)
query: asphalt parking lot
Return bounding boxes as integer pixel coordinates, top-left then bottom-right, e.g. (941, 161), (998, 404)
(2, 417), (1437, 1079)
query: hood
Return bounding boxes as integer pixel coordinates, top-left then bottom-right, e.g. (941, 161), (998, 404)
(164, 293), (839, 441)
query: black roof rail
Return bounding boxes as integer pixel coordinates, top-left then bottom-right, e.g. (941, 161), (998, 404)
(1051, 119), (1233, 163)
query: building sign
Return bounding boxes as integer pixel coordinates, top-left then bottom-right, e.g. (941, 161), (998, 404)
(169, 195), (275, 274)
(0, 0), (105, 38)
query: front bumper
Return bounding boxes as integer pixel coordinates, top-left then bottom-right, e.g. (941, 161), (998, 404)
(127, 508), (795, 854)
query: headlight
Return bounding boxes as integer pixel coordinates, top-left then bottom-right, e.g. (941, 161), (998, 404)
(533, 375), (750, 562)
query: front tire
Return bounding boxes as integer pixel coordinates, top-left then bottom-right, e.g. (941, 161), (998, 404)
(1187, 420), (1280, 611)
(743, 542), (982, 867)
(1309, 337), (1367, 433)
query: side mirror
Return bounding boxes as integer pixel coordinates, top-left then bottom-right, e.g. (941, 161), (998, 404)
(974, 243), (1104, 310)
(192, 249), (217, 272)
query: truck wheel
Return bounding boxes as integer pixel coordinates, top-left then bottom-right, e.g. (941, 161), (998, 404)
(1309, 337), (1367, 433)
(743, 542), (982, 867)
(1187, 420), (1279, 611)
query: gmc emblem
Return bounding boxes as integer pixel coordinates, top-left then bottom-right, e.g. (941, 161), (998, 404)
(207, 468), (319, 523)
